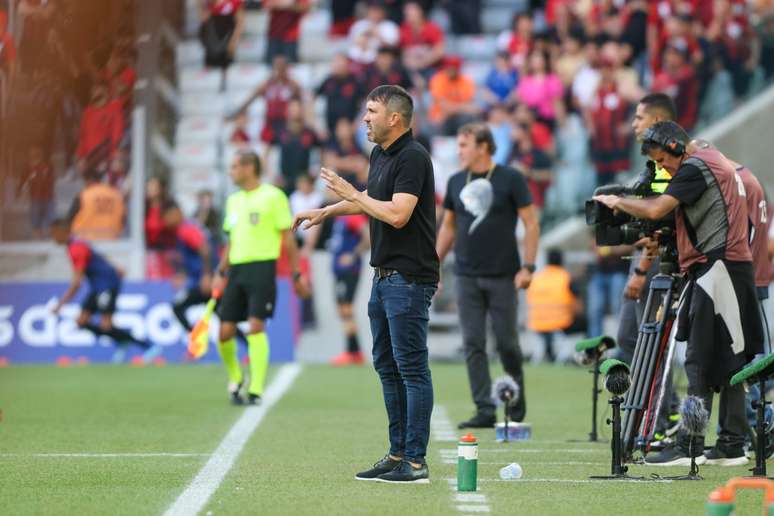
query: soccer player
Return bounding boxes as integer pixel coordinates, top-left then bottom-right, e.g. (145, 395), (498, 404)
(162, 202), (215, 332)
(328, 213), (369, 366)
(50, 218), (161, 363)
(213, 150), (307, 405)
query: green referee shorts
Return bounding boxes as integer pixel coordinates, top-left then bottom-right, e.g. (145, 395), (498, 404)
(219, 260), (277, 323)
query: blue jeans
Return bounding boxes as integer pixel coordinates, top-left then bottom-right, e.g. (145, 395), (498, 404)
(368, 273), (436, 464)
(586, 271), (626, 338)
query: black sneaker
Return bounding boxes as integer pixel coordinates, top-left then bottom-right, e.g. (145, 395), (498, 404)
(458, 413), (496, 429)
(376, 460), (430, 484)
(247, 393), (261, 405)
(355, 455), (402, 481)
(229, 382), (244, 406)
(704, 446), (748, 466)
(644, 443), (706, 466)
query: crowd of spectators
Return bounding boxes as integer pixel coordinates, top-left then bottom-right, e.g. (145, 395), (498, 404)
(1, 0), (137, 241)
(198, 0), (773, 231)
(186, 0), (774, 343)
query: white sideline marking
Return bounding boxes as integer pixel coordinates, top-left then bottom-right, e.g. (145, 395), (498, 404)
(164, 364), (302, 516)
(431, 406), (492, 514)
(0, 453), (209, 458)
(455, 505), (491, 513)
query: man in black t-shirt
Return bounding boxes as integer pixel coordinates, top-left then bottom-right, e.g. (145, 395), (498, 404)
(293, 85), (438, 484)
(437, 123), (540, 429)
(315, 54), (364, 134)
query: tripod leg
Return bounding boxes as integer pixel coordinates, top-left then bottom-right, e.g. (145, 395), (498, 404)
(591, 354), (600, 441)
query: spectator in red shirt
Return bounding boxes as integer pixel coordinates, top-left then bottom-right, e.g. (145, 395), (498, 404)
(585, 58), (632, 187)
(17, 145), (55, 239)
(496, 12), (533, 70)
(199, 0), (245, 72)
(510, 123), (553, 210)
(233, 54), (302, 144)
(315, 54), (364, 135)
(101, 48), (137, 100)
(76, 83), (125, 177)
(263, 0), (310, 64)
(652, 45), (699, 130)
(399, 1), (445, 80)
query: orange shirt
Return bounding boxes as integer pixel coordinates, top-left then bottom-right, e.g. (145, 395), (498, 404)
(72, 183), (125, 240)
(429, 72), (476, 123)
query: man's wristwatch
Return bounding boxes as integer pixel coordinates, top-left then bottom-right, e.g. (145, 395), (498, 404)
(522, 264), (536, 274)
(633, 267), (647, 277)
(292, 271), (302, 281)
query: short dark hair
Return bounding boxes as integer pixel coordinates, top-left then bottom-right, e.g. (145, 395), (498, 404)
(639, 93), (677, 121)
(640, 120), (690, 156)
(458, 123), (497, 156)
(547, 248), (563, 266)
(366, 85), (414, 126)
(237, 149), (262, 177)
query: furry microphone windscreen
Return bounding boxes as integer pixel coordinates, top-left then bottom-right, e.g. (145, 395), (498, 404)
(604, 365), (631, 396)
(491, 376), (520, 407)
(680, 395), (709, 436)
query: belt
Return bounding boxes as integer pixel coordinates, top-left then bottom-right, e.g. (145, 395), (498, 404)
(374, 267), (399, 279)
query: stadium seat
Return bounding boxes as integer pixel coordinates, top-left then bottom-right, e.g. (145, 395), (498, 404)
(299, 9), (331, 37)
(235, 35), (267, 63)
(180, 92), (225, 116)
(462, 62), (491, 87)
(482, 6), (516, 34)
(455, 35), (498, 62)
(180, 67), (222, 93)
(225, 63), (270, 91)
(299, 37), (346, 64)
(176, 116), (222, 144)
(177, 40), (205, 68)
(174, 142), (218, 169)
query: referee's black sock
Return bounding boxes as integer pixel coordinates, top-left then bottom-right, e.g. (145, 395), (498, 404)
(347, 333), (360, 353)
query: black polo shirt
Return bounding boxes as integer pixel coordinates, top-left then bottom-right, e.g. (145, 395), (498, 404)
(367, 129), (439, 284)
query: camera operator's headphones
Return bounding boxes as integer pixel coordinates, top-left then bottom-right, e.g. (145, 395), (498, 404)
(642, 124), (686, 157)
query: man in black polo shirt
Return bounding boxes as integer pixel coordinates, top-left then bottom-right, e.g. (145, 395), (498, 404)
(293, 85), (438, 484)
(437, 123), (539, 429)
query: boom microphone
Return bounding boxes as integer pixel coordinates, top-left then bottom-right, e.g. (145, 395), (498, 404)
(492, 376), (520, 407)
(680, 396), (709, 436)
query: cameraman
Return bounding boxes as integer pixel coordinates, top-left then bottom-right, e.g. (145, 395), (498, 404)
(594, 120), (763, 466)
(617, 93), (677, 365)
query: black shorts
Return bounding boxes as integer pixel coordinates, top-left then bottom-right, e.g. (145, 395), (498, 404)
(81, 287), (119, 314)
(334, 271), (360, 305)
(219, 261), (277, 322)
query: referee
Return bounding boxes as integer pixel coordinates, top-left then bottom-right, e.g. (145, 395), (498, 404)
(214, 150), (306, 405)
(294, 85), (439, 484)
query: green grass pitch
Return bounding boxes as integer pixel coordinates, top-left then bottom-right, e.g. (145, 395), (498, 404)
(0, 363), (768, 515)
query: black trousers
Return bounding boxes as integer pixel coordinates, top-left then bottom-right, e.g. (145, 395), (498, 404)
(456, 275), (525, 420)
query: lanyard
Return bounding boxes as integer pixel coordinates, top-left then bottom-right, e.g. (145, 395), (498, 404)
(466, 163), (496, 185)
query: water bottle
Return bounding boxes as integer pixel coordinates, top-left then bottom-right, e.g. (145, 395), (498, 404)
(499, 463), (523, 480)
(457, 433), (478, 492)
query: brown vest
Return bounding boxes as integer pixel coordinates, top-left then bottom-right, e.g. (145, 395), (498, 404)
(675, 148), (751, 271)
